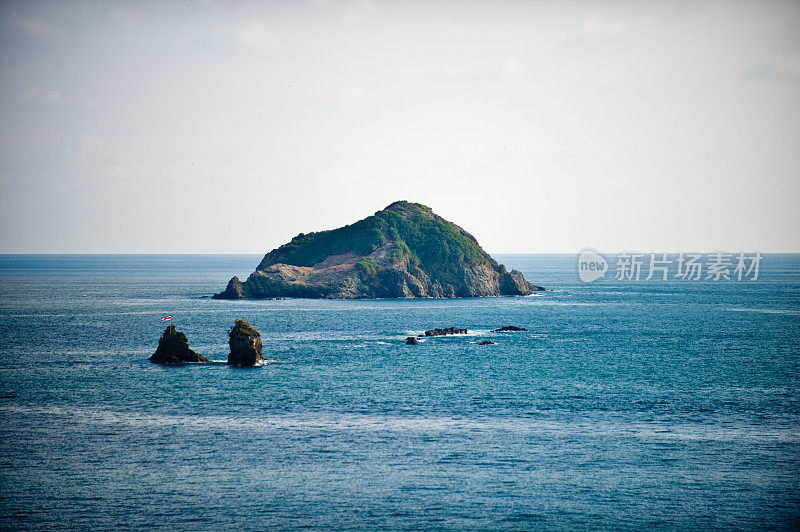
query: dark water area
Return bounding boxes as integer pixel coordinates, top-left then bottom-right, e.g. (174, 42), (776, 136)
(0, 254), (798, 530)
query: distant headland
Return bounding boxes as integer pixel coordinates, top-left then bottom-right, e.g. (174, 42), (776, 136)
(214, 200), (544, 299)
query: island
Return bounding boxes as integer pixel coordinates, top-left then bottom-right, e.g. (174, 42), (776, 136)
(214, 200), (544, 299)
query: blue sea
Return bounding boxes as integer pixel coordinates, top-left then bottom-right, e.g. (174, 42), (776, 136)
(0, 254), (798, 530)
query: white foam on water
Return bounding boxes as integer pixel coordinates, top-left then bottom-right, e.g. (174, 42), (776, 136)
(588, 290), (674, 296)
(192, 359), (279, 366)
(726, 307), (800, 316)
(3, 405), (797, 443)
(404, 329), (493, 339)
(526, 300), (606, 306)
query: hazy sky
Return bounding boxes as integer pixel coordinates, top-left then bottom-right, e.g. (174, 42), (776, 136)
(1, 0), (798, 253)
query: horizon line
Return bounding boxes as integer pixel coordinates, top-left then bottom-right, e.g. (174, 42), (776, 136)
(0, 251), (798, 256)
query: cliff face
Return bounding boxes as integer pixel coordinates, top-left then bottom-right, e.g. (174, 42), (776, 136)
(214, 201), (543, 299)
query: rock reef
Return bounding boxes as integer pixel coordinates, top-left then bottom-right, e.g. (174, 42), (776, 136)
(424, 327), (468, 337)
(149, 325), (209, 364)
(214, 201), (543, 300)
(227, 319), (263, 366)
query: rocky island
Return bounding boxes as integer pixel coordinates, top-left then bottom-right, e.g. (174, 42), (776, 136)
(214, 201), (543, 299)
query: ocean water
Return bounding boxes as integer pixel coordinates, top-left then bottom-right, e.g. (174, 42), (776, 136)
(0, 254), (798, 530)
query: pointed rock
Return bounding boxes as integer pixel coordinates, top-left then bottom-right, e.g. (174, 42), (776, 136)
(150, 324), (209, 364)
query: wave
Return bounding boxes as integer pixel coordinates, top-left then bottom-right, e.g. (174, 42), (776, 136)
(265, 330), (497, 342)
(726, 308), (800, 316)
(587, 291), (675, 296)
(2, 405), (796, 443)
(150, 358), (280, 366)
(526, 301), (606, 306)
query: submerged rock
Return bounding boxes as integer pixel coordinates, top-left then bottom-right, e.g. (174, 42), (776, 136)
(492, 325), (527, 332)
(149, 324), (209, 364)
(227, 319), (263, 366)
(213, 200), (544, 300)
(424, 327), (468, 337)
(406, 336), (419, 345)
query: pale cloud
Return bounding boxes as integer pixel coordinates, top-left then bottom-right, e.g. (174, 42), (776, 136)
(397, 66), (426, 81)
(337, 85), (365, 105)
(743, 54), (800, 82)
(71, 136), (121, 161)
(399, 65), (487, 82)
(503, 57), (524, 80)
(581, 15), (635, 35)
(102, 165), (135, 181)
(16, 18), (54, 39)
(108, 8), (138, 25)
(234, 21), (276, 50)
(345, 0), (376, 20)
(44, 89), (62, 103)
(441, 65), (467, 77)
(22, 87), (62, 104)
(458, 139), (488, 158)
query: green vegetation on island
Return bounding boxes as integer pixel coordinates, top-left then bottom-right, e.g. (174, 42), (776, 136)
(260, 201), (487, 271)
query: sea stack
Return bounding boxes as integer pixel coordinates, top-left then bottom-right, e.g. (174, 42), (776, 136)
(214, 200), (543, 299)
(149, 324), (209, 364)
(227, 319), (263, 366)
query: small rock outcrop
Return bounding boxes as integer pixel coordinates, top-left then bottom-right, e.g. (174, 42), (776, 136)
(228, 319), (263, 366)
(424, 327), (468, 337)
(406, 336), (419, 345)
(492, 325), (527, 332)
(149, 324), (209, 364)
(216, 276), (246, 299)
